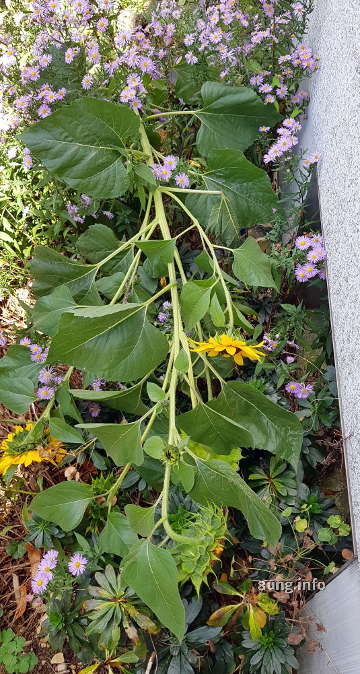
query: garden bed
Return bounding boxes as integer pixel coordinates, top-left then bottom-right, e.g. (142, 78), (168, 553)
(0, 0), (353, 673)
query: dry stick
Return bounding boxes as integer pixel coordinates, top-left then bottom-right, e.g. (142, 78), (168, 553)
(145, 652), (156, 674)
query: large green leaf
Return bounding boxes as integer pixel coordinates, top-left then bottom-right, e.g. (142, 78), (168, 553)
(21, 98), (139, 198)
(99, 512), (138, 557)
(186, 150), (281, 246)
(71, 379), (148, 416)
(49, 418), (83, 444)
(48, 303), (168, 382)
(124, 504), (156, 537)
(136, 239), (176, 278)
(0, 345), (40, 381)
(78, 421), (143, 466)
(0, 377), (35, 414)
(30, 246), (97, 297)
(121, 541), (185, 641)
(32, 285), (77, 335)
(232, 237), (278, 289)
(189, 457), (281, 544)
(178, 381), (302, 469)
(76, 224), (120, 264)
(180, 278), (217, 329)
(0, 346), (39, 413)
(31, 481), (93, 531)
(195, 82), (280, 156)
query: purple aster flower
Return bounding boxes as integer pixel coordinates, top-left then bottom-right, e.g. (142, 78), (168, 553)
(102, 211), (114, 219)
(38, 367), (55, 384)
(81, 194), (92, 207)
(56, 88), (67, 100)
(157, 166), (172, 182)
(139, 56), (155, 73)
(175, 172), (190, 188)
(65, 48), (78, 64)
(23, 154), (33, 170)
(30, 344), (42, 355)
(285, 381), (301, 395)
(129, 98), (143, 111)
(311, 234), (324, 246)
(184, 33), (195, 46)
(163, 155), (178, 170)
(294, 265), (310, 283)
(96, 16), (108, 32)
(42, 549), (58, 564)
(318, 268), (326, 280)
(0, 331), (7, 347)
(307, 247), (327, 263)
(264, 94), (276, 104)
(295, 235), (312, 250)
(68, 553), (88, 576)
(276, 85), (288, 99)
(31, 571), (51, 595)
(37, 386), (55, 400)
(88, 402), (101, 417)
(157, 312), (168, 323)
(91, 378), (105, 391)
(259, 83), (273, 94)
(20, 337), (32, 346)
(37, 104), (51, 118)
(162, 301), (172, 310)
(296, 383), (314, 399)
(31, 352), (46, 363)
(81, 74), (93, 90)
(53, 375), (64, 385)
(259, 126), (270, 133)
(185, 51), (198, 64)
(287, 340), (299, 349)
(302, 263), (318, 278)
(286, 356), (295, 364)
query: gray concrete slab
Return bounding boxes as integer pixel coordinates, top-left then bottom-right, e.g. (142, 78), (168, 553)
(299, 0), (360, 556)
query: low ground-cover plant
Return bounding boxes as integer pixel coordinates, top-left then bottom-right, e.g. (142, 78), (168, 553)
(0, 0), (352, 671)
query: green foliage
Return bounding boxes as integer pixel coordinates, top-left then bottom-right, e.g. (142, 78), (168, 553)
(31, 481), (93, 531)
(121, 541), (186, 641)
(233, 237), (278, 289)
(195, 82), (281, 155)
(0, 9), (332, 660)
(172, 504), (227, 594)
(186, 150), (281, 246)
(240, 615), (299, 674)
(21, 99), (140, 198)
(188, 457), (281, 545)
(86, 564), (158, 650)
(178, 381), (302, 467)
(0, 629), (38, 674)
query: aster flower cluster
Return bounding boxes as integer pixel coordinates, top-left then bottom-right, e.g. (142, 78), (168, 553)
(19, 337), (64, 400)
(151, 155), (190, 187)
(294, 233), (327, 283)
(29, 549), (88, 598)
(157, 300), (172, 324)
(262, 332), (280, 352)
(0, 0), (317, 138)
(285, 381), (314, 399)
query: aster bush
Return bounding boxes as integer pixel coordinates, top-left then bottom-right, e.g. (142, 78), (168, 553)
(0, 0), (351, 671)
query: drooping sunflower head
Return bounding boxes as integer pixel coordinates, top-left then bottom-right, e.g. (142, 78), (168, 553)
(0, 423), (66, 476)
(189, 333), (266, 366)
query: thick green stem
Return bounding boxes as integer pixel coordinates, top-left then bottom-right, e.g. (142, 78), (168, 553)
(162, 189), (234, 332)
(139, 121), (198, 413)
(107, 463), (132, 515)
(161, 462), (199, 544)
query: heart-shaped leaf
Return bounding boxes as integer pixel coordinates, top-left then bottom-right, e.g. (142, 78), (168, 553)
(21, 99), (139, 198)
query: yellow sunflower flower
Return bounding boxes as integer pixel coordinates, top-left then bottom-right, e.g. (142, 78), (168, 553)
(0, 423), (66, 476)
(189, 333), (266, 366)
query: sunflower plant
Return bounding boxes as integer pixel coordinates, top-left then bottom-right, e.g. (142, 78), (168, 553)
(0, 64), (307, 643)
